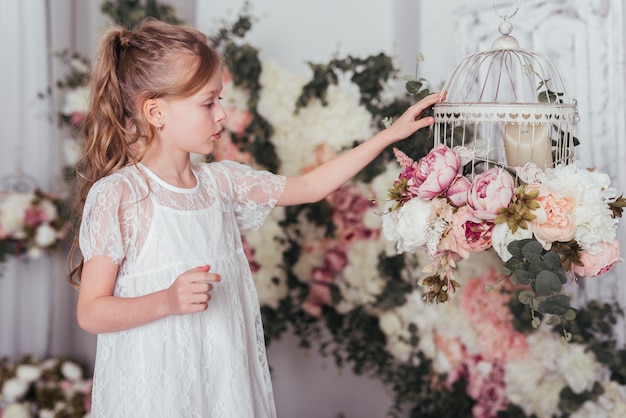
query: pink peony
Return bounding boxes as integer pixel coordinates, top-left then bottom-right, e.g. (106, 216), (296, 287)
(450, 206), (493, 259)
(525, 184), (576, 249)
(467, 168), (515, 221)
(302, 282), (332, 318)
(573, 239), (621, 277)
(409, 144), (461, 199)
(446, 176), (471, 207)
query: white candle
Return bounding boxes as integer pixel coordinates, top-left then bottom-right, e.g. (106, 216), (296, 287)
(503, 123), (553, 168)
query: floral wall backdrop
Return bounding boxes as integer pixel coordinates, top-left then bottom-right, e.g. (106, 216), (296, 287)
(2, 1), (626, 417)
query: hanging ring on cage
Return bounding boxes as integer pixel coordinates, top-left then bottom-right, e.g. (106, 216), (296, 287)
(492, 0), (521, 21)
(0, 168), (38, 193)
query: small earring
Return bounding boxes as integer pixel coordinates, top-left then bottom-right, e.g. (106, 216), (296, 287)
(157, 123), (163, 131)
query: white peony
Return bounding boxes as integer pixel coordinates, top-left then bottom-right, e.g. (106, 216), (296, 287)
(63, 138), (82, 166)
(393, 197), (431, 253)
(0, 192), (34, 238)
(2, 378), (29, 402)
(60, 361), (83, 381)
(34, 223), (57, 248)
(335, 239), (387, 313)
(61, 86), (89, 116)
(2, 403), (31, 418)
(557, 343), (610, 394)
(490, 221), (534, 261)
(15, 364), (42, 383)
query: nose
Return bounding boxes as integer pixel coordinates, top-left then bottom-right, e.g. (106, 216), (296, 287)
(216, 101), (227, 123)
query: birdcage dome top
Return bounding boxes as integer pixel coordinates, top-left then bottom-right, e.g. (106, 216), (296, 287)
(434, 11), (578, 126)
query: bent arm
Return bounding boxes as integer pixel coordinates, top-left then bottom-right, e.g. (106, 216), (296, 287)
(76, 257), (218, 334)
(277, 92), (440, 206)
(76, 256), (171, 334)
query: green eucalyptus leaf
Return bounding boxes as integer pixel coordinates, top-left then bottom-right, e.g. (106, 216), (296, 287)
(563, 309), (577, 321)
(537, 294), (571, 315)
(535, 270), (562, 295)
(546, 316), (561, 326)
(405, 80), (422, 94)
(513, 269), (534, 285)
(522, 240), (544, 259)
(518, 290), (535, 305)
(543, 251), (562, 271)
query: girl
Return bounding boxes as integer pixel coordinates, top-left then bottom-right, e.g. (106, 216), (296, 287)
(69, 19), (440, 418)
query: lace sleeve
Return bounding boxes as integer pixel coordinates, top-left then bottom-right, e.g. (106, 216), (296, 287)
(79, 175), (132, 264)
(219, 161), (286, 234)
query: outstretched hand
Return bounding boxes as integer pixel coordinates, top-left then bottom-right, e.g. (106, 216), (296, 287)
(167, 265), (221, 315)
(386, 92), (444, 141)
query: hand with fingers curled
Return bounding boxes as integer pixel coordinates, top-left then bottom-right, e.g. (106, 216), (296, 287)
(386, 91), (446, 141)
(166, 265), (221, 315)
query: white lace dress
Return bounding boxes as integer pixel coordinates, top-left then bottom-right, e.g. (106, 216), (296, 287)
(79, 161), (286, 418)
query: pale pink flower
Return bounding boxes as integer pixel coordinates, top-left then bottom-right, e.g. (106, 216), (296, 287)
(302, 282), (332, 318)
(467, 168), (515, 221)
(525, 184), (576, 249)
(446, 176), (471, 207)
(573, 239), (621, 277)
(409, 144), (461, 199)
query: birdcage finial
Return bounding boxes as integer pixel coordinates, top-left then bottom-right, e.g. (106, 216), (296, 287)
(491, 0), (521, 49)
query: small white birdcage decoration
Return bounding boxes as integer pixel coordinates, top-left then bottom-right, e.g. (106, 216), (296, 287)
(433, 1), (579, 173)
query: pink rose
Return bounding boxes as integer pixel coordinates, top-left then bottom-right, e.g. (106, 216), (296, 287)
(302, 282), (332, 318)
(224, 108), (253, 135)
(525, 184), (576, 249)
(573, 239), (621, 277)
(409, 144), (461, 199)
(451, 206), (493, 259)
(446, 176), (471, 207)
(467, 168), (515, 221)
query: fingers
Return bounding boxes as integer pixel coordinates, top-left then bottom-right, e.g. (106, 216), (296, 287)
(168, 264), (222, 315)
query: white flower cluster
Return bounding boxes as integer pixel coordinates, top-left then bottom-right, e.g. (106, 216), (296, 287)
(1, 358), (91, 418)
(505, 328), (611, 417)
(247, 207), (289, 309)
(538, 162), (619, 254)
(257, 59), (375, 176)
(0, 191), (66, 259)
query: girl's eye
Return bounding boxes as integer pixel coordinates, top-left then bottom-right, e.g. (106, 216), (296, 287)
(205, 97), (223, 108)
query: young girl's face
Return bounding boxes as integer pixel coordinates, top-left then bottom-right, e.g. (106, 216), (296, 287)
(159, 69), (226, 156)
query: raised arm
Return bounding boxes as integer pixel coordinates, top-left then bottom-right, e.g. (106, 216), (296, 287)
(277, 92), (441, 207)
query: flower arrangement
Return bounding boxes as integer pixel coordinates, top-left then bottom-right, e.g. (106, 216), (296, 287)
(212, 10), (626, 417)
(45, 4), (626, 417)
(0, 356), (92, 418)
(381, 142), (625, 335)
(0, 189), (70, 265)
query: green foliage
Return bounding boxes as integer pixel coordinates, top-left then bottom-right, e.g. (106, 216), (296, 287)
(502, 238), (576, 330)
(100, 0), (184, 28)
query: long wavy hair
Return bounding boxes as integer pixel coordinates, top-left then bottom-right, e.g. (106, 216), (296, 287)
(67, 19), (222, 287)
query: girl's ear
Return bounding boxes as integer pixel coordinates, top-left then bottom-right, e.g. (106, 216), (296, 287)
(143, 98), (165, 129)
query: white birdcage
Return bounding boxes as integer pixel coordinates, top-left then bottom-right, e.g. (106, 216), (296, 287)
(433, 1), (579, 174)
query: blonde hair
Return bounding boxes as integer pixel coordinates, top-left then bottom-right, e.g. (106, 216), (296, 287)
(68, 19), (222, 287)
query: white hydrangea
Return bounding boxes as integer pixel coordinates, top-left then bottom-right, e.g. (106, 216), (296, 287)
(570, 381), (626, 418)
(15, 363), (42, 382)
(61, 361), (83, 381)
(248, 208), (289, 309)
(34, 223), (58, 248)
(1, 378), (29, 403)
(63, 138), (82, 166)
(0, 192), (34, 238)
(2, 403), (31, 418)
(335, 239), (387, 313)
(61, 86), (90, 116)
(540, 163), (618, 254)
(258, 59), (374, 176)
